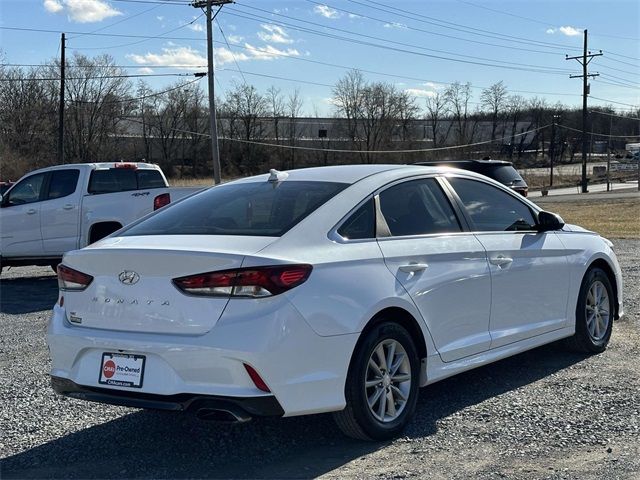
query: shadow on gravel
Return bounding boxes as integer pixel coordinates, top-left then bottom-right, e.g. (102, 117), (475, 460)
(0, 275), (58, 314)
(1, 343), (588, 479)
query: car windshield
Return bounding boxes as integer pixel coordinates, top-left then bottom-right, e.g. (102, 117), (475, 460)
(121, 180), (348, 237)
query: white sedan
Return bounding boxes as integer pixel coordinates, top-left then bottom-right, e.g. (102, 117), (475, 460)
(47, 165), (623, 440)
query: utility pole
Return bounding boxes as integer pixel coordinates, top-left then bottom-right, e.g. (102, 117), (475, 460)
(58, 33), (65, 164)
(566, 29), (602, 193)
(549, 114), (560, 187)
(192, 0), (232, 185)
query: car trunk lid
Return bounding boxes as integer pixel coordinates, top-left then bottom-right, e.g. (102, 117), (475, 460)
(61, 235), (276, 335)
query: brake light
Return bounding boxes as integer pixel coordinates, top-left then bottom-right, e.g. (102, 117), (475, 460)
(57, 265), (93, 291)
(173, 264), (312, 298)
(154, 193), (171, 210)
(114, 163), (137, 169)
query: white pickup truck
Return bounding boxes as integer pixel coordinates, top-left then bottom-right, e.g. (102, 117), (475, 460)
(0, 162), (201, 272)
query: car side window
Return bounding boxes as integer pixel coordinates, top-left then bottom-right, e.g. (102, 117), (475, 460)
(337, 198), (375, 240)
(448, 177), (536, 232)
(5, 173), (46, 206)
(47, 169), (80, 200)
(379, 178), (461, 237)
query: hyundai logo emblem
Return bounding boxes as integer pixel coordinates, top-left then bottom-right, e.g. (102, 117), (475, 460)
(118, 270), (140, 285)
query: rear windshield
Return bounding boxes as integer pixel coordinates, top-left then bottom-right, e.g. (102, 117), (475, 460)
(121, 180), (348, 237)
(482, 165), (524, 185)
(88, 168), (166, 194)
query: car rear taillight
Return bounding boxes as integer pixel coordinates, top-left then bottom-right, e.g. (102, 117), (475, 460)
(57, 265), (93, 291)
(154, 193), (171, 210)
(173, 264), (312, 298)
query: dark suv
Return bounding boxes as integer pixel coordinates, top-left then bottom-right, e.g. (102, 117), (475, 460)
(414, 160), (529, 197)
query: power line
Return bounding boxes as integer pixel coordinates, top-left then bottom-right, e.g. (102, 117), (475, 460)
(301, 0), (565, 57)
(216, 22), (247, 85)
(236, 3), (574, 73)
(590, 110), (640, 120)
(223, 9), (572, 75)
(350, 0), (580, 52)
(590, 96), (639, 108)
(68, 13), (205, 50)
(558, 124), (640, 138)
(68, 4), (162, 40)
(69, 76), (204, 105)
(0, 72), (200, 81)
(124, 116), (550, 153)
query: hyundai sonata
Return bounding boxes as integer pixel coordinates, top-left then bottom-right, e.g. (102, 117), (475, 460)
(48, 165), (623, 440)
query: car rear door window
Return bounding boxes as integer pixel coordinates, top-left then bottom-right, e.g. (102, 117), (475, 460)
(47, 169), (80, 200)
(379, 178), (461, 237)
(337, 199), (375, 240)
(448, 177), (536, 232)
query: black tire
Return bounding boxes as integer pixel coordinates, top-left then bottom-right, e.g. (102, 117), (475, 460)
(564, 267), (614, 353)
(333, 321), (420, 441)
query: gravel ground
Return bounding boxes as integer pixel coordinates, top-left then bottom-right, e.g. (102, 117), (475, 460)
(1, 240), (638, 479)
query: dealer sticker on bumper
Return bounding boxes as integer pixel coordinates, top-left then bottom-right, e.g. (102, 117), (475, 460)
(99, 353), (146, 388)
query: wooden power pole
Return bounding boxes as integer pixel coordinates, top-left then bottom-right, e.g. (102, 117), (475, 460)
(58, 33), (65, 164)
(192, 0), (232, 185)
(566, 29), (602, 193)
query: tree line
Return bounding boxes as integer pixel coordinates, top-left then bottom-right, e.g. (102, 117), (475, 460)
(1, 53), (638, 180)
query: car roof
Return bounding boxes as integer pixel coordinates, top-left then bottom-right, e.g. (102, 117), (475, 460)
(231, 164), (445, 185)
(414, 159), (513, 167)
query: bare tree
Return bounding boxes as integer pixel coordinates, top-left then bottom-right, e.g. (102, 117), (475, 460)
(0, 66), (57, 170)
(287, 88), (304, 169)
(332, 70), (365, 145)
(424, 91), (450, 147)
(222, 83), (268, 174)
(445, 81), (473, 145)
(505, 94), (529, 160)
(59, 53), (133, 162)
(266, 85), (285, 144)
(480, 81), (508, 150)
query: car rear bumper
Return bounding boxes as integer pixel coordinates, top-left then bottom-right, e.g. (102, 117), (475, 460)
(51, 376), (284, 418)
(47, 297), (359, 417)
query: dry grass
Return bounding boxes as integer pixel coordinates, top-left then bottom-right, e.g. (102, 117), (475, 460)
(538, 197), (640, 239)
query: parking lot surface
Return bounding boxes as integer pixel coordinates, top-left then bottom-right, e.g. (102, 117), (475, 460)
(1, 240), (639, 479)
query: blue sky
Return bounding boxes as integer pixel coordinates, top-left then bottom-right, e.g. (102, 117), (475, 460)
(1, 0), (638, 116)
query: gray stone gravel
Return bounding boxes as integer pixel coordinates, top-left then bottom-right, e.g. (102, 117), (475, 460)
(0, 240), (638, 479)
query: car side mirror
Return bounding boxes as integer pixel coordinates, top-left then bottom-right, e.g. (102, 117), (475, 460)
(537, 210), (565, 232)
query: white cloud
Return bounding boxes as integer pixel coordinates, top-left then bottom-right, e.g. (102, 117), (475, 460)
(43, 0), (63, 13)
(384, 22), (408, 29)
(546, 25), (581, 36)
(423, 82), (441, 89)
(228, 34), (244, 43)
(405, 88), (436, 98)
(313, 5), (341, 19)
(215, 47), (250, 66)
(348, 13), (360, 19)
(127, 46), (207, 70)
(257, 24), (293, 44)
(188, 23), (204, 32)
(559, 25), (581, 36)
(138, 67), (154, 74)
(156, 15), (164, 21)
(61, 0), (123, 23)
(244, 43), (301, 61)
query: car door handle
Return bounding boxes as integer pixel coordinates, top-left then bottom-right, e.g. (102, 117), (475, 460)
(399, 263), (429, 273)
(63, 204), (74, 210)
(489, 255), (513, 268)
(26, 208), (37, 215)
